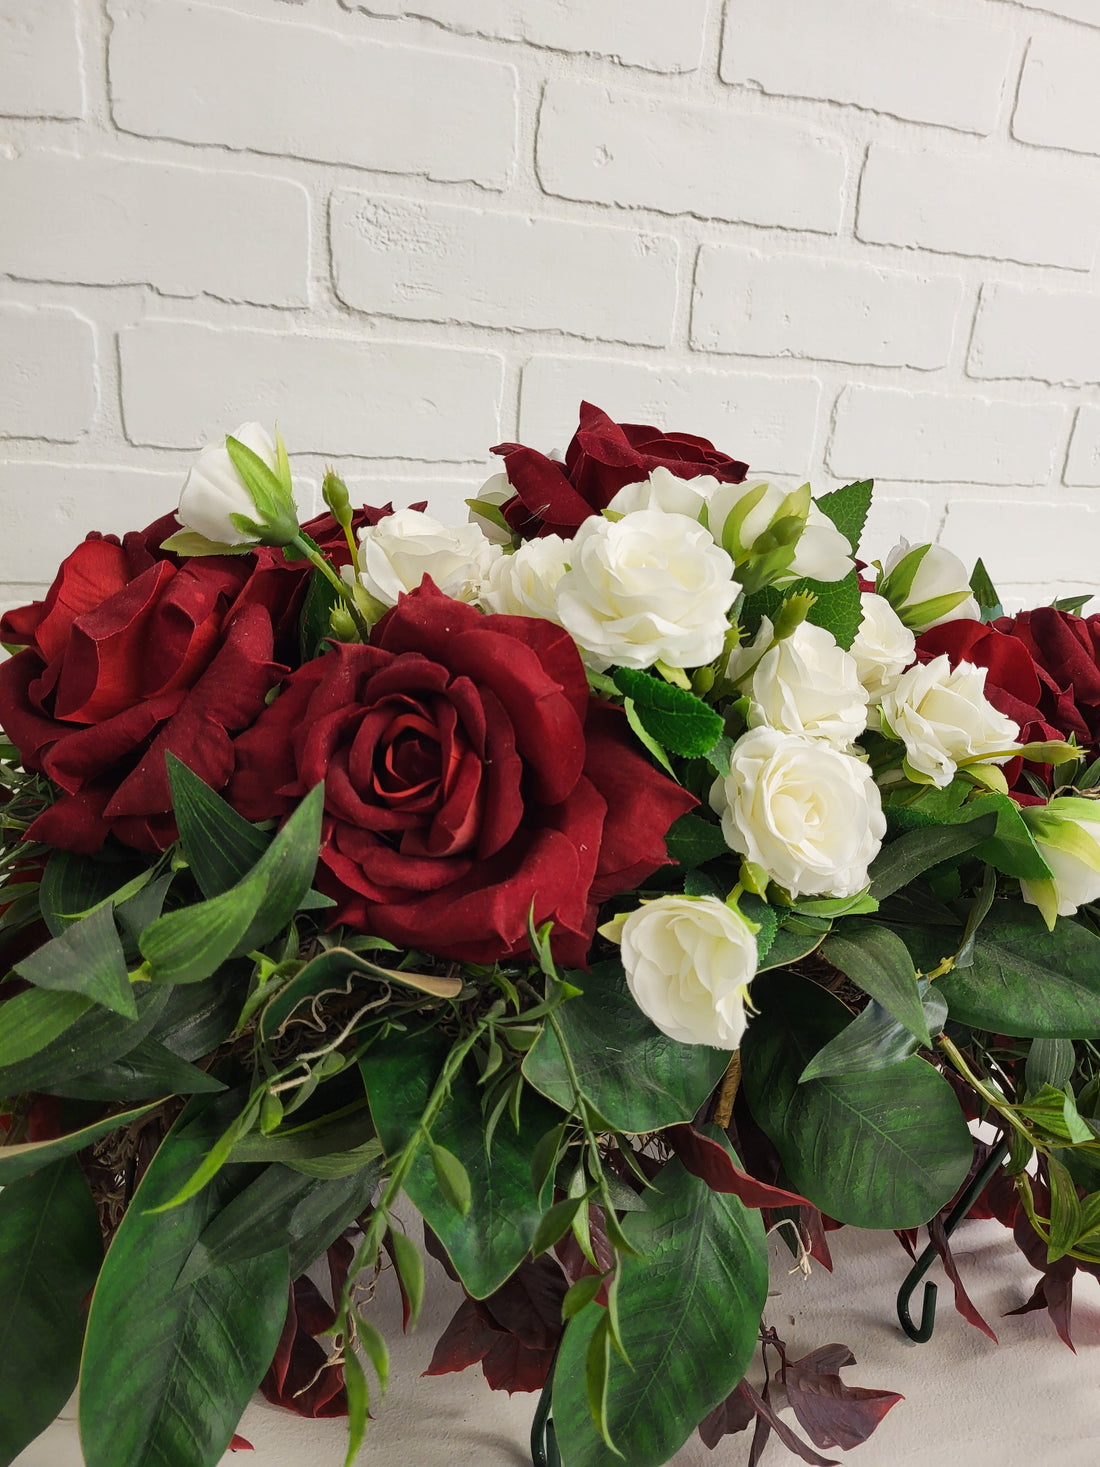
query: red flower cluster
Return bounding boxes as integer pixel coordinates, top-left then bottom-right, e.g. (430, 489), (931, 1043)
(492, 400), (749, 539)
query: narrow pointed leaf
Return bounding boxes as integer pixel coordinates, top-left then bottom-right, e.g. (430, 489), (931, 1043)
(167, 752), (270, 898)
(821, 924), (930, 1046)
(0, 1100), (159, 1186)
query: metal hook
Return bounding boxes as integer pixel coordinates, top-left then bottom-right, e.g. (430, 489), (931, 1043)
(530, 1345), (561, 1467)
(896, 1138), (1010, 1343)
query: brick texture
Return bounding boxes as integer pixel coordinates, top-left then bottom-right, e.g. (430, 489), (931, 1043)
(721, 0), (1012, 135)
(331, 192), (678, 345)
(970, 283), (1100, 385)
(1014, 31), (1100, 156)
(110, 1), (517, 186)
(691, 249), (962, 368)
(537, 79), (846, 231)
(0, 0), (83, 119)
(1065, 408), (1100, 486)
(0, 307), (97, 442)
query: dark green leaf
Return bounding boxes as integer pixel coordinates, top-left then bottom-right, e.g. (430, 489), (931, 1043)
(299, 566), (342, 662)
(522, 960), (729, 1133)
(815, 479), (873, 555)
(822, 922), (930, 1045)
(799, 983), (948, 1083)
(554, 1153), (767, 1467)
(611, 668), (724, 758)
(0, 983), (172, 1096)
(15, 901), (136, 1018)
(79, 1097), (290, 1467)
(0, 1158), (103, 1466)
(364, 1034), (559, 1298)
(38, 847), (146, 937)
(50, 1038), (227, 1101)
(924, 904), (1100, 1039)
(757, 914), (830, 972)
(0, 1101), (159, 1186)
(1047, 1156), (1083, 1263)
(228, 1108), (381, 1178)
(867, 814), (997, 900)
(740, 894), (779, 962)
(1026, 1038), (1076, 1096)
(740, 971), (971, 1229)
(663, 812), (732, 872)
(140, 784), (323, 983)
(166, 752), (271, 899)
(970, 557), (1003, 622)
(562, 1273), (604, 1320)
(177, 1162), (380, 1288)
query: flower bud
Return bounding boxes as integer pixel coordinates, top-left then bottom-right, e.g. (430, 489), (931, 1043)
(1020, 797), (1100, 926)
(174, 422), (300, 551)
(877, 541), (980, 633)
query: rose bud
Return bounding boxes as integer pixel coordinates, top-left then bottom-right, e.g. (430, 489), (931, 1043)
(1020, 797), (1100, 927)
(172, 422), (300, 550)
(877, 540), (980, 633)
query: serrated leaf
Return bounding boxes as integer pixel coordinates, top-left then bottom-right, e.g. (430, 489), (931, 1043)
(611, 668), (724, 758)
(663, 812), (732, 871)
(814, 480), (873, 556)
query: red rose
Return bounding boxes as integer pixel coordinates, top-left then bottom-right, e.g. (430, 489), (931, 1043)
(228, 581), (695, 965)
(995, 606), (1100, 745)
(492, 401), (749, 539)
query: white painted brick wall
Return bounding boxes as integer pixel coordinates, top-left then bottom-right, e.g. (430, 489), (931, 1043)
(720, 0), (1013, 135)
(4, 0), (1100, 611)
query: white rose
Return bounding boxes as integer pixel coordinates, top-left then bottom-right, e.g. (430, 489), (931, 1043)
(603, 895), (757, 1049)
(606, 466), (715, 520)
(555, 510), (738, 671)
(880, 655), (1020, 788)
(879, 539), (980, 632)
(730, 619), (869, 747)
(707, 482), (853, 584)
(710, 728), (886, 898)
(177, 421), (282, 545)
(356, 508), (502, 608)
(468, 470), (515, 546)
(850, 592), (917, 702)
(1020, 799), (1100, 921)
(479, 534), (570, 621)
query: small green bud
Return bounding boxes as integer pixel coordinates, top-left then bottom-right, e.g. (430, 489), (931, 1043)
(322, 469), (353, 528)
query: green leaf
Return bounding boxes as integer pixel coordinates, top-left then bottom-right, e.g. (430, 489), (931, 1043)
(740, 971), (972, 1228)
(867, 814), (997, 900)
(430, 1142), (473, 1217)
(611, 668), (724, 758)
(166, 752), (271, 899)
(822, 922), (930, 1045)
(50, 1037), (227, 1101)
(814, 479), (873, 556)
(39, 847), (146, 936)
(553, 1152), (768, 1467)
(0, 1100), (159, 1186)
(15, 901), (136, 1018)
(228, 1108), (382, 1178)
(0, 1158), (103, 1467)
(1047, 1155), (1084, 1263)
(343, 1349), (370, 1467)
(0, 983), (172, 1096)
(176, 1162), (381, 1288)
(757, 914), (830, 972)
(148, 1092), (265, 1212)
(663, 812), (732, 872)
(79, 1097), (290, 1467)
(0, 985), (93, 1067)
(363, 1035), (560, 1298)
(140, 783), (323, 983)
(387, 1227), (425, 1327)
(522, 960), (729, 1133)
(799, 983), (949, 1083)
(1026, 1038), (1077, 1096)
(532, 1196), (586, 1258)
(1014, 1085), (1093, 1147)
(562, 1273), (604, 1320)
(299, 566), (343, 663)
(970, 557), (1003, 623)
(740, 893), (779, 962)
(919, 904), (1100, 1039)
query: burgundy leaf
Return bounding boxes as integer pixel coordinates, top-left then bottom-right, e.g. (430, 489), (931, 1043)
(259, 1278), (348, 1419)
(799, 1208), (834, 1272)
(787, 1345), (855, 1377)
(894, 1228), (919, 1260)
(738, 1379), (839, 1467)
(784, 1362), (903, 1452)
(1006, 1258), (1077, 1352)
(482, 1255), (567, 1351)
(698, 1381), (757, 1448)
(481, 1336), (558, 1394)
(423, 1260), (566, 1394)
(424, 1298), (493, 1377)
(669, 1124), (810, 1210)
(929, 1215), (998, 1343)
(228, 1436), (254, 1452)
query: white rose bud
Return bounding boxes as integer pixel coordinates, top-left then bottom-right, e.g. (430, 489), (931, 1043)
(732, 619), (869, 747)
(707, 482), (853, 585)
(479, 534), (570, 621)
(356, 508), (502, 608)
(555, 510), (738, 671)
(851, 592), (917, 702)
(710, 728), (886, 898)
(789, 504), (856, 583)
(878, 540), (980, 632)
(177, 421), (286, 546)
(1020, 798), (1100, 925)
(879, 655), (1020, 788)
(468, 471), (515, 546)
(606, 466), (715, 520)
(601, 895), (757, 1049)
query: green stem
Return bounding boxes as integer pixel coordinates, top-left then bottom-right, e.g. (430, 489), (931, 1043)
(937, 1032), (1037, 1151)
(288, 532), (372, 641)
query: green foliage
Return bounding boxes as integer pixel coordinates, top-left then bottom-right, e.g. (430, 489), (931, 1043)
(611, 668), (724, 758)
(363, 1034), (560, 1297)
(0, 1158), (103, 1467)
(822, 922), (931, 1045)
(553, 1154), (768, 1467)
(740, 971), (972, 1229)
(663, 812), (732, 872)
(799, 983), (948, 1083)
(79, 1097), (290, 1467)
(815, 479), (873, 555)
(15, 901), (136, 1018)
(0, 1101), (160, 1186)
(0, 983), (172, 1096)
(522, 960), (729, 1133)
(867, 812), (997, 900)
(140, 783), (323, 983)
(166, 752), (271, 898)
(743, 567), (864, 651)
(970, 557), (1003, 622)
(914, 904), (1100, 1038)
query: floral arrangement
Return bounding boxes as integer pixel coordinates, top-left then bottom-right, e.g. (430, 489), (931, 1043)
(3, 402), (1100, 1467)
